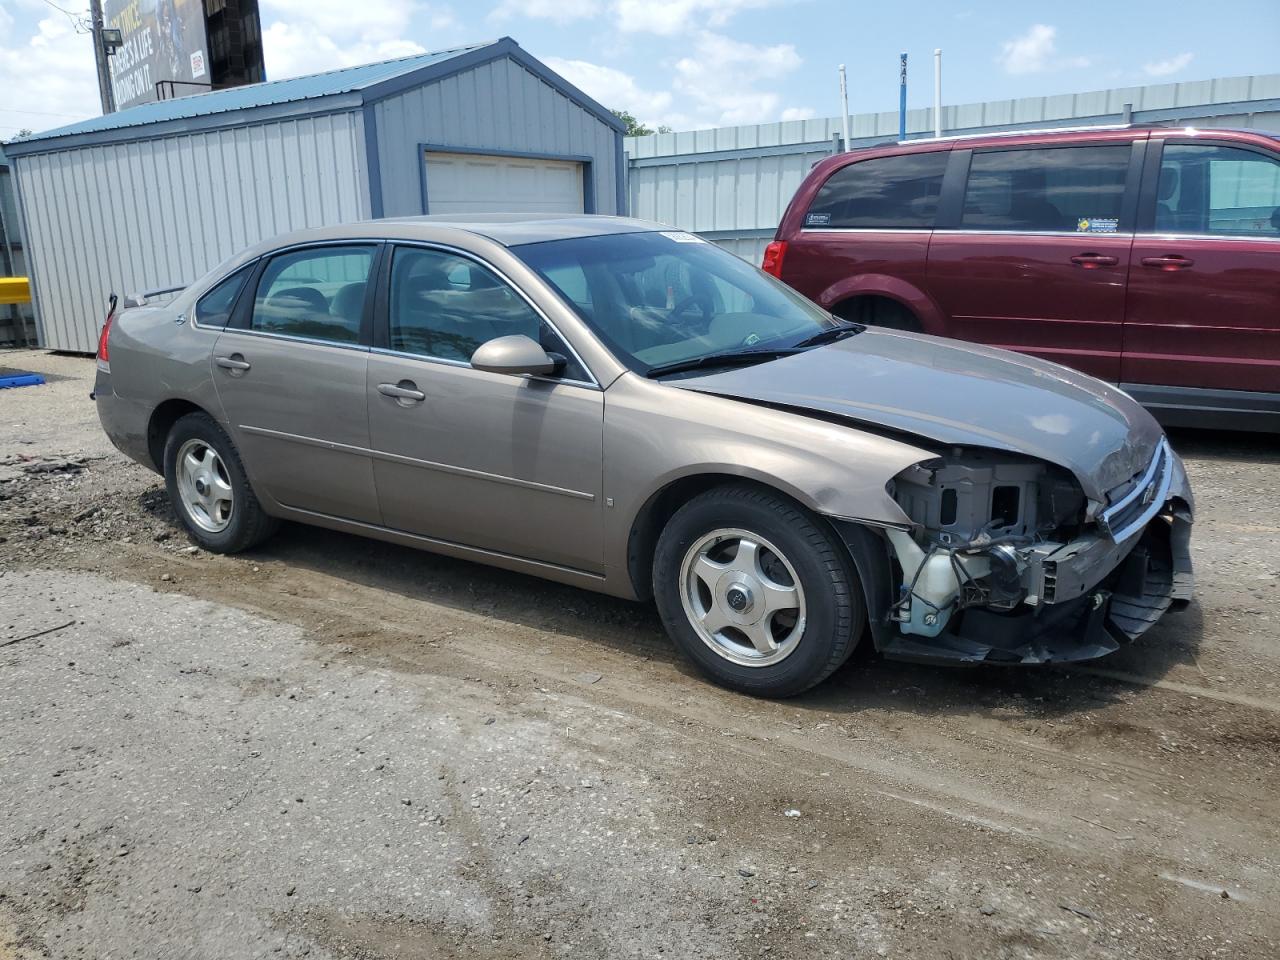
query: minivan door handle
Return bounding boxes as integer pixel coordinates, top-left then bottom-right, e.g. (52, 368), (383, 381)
(1141, 254), (1195, 271)
(1069, 253), (1120, 269)
(377, 381), (426, 403)
(214, 354), (251, 371)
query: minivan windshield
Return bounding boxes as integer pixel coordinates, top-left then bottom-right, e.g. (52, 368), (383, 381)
(512, 230), (848, 376)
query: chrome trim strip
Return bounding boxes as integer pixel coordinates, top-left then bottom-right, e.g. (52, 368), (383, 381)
(238, 424), (597, 502)
(1137, 232), (1280, 243)
(208, 326), (371, 352)
(799, 228), (1137, 238)
(368, 346), (599, 391)
(799, 227), (933, 235)
(1100, 439), (1172, 543)
(933, 228), (1135, 239)
(281, 504), (606, 581)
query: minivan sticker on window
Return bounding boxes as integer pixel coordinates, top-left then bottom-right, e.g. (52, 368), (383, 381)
(660, 231), (704, 243)
(1077, 217), (1119, 233)
(805, 213), (833, 227)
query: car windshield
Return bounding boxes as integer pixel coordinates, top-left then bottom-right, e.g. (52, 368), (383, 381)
(512, 230), (844, 375)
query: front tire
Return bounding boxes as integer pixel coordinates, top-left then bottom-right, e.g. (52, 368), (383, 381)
(653, 484), (863, 697)
(163, 412), (278, 553)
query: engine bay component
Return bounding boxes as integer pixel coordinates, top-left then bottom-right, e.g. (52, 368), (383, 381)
(891, 448), (1085, 543)
(878, 442), (1190, 662)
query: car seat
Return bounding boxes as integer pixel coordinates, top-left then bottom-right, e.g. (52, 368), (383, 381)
(259, 285), (359, 342)
(329, 282), (367, 338)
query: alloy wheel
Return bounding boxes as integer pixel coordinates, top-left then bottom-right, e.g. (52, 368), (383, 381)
(679, 527), (807, 667)
(174, 438), (234, 533)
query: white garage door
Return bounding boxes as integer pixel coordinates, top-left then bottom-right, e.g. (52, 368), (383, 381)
(424, 151), (585, 215)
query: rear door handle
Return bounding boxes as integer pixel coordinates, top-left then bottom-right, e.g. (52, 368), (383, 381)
(214, 355), (251, 371)
(1141, 255), (1194, 271)
(377, 381), (425, 402)
(1069, 253), (1119, 269)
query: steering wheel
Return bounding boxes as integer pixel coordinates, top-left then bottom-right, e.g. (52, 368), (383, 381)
(671, 294), (712, 319)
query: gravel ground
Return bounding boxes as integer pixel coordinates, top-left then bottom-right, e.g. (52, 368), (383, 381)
(1, 349), (1278, 960)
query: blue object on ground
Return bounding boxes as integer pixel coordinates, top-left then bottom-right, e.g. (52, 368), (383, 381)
(0, 373), (45, 389)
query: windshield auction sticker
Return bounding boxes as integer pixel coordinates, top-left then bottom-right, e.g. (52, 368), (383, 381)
(660, 231), (704, 243)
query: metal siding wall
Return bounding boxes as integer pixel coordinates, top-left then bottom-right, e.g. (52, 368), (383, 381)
(13, 110), (369, 352)
(373, 56), (622, 218)
(627, 74), (1280, 260)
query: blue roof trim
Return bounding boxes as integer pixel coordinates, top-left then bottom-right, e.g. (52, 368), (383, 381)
(4, 37), (624, 158)
(3, 41), (497, 155)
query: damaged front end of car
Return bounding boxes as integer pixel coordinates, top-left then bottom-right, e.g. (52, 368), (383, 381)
(839, 439), (1194, 665)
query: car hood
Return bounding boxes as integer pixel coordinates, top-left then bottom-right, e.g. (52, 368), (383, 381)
(669, 329), (1163, 503)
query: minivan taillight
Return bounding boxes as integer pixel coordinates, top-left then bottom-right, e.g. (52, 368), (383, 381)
(761, 240), (787, 278)
(97, 295), (117, 368)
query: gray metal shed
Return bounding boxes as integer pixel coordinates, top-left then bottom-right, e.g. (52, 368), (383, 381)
(4, 38), (626, 353)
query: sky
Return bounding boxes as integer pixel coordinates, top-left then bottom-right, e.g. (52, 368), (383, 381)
(1, 0), (1278, 142)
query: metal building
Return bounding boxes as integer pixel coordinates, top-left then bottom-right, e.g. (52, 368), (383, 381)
(0, 145), (37, 347)
(627, 73), (1280, 263)
(5, 38), (625, 353)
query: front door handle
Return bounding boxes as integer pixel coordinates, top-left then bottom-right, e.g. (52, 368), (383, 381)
(1069, 253), (1119, 269)
(377, 381), (425, 402)
(1141, 254), (1194, 271)
(214, 354), (251, 371)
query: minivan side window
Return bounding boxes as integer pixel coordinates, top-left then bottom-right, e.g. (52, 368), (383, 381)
(194, 265), (252, 328)
(1155, 144), (1280, 237)
(805, 153), (949, 229)
(249, 246), (375, 344)
(961, 146), (1130, 233)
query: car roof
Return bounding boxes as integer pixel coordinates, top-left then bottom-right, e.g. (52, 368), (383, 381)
(881, 123), (1280, 153)
(371, 214), (662, 247)
(212, 215), (678, 284)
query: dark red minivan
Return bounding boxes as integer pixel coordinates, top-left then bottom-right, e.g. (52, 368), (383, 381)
(764, 126), (1280, 430)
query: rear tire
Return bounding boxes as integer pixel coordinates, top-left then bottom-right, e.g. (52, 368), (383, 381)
(652, 483), (863, 697)
(838, 297), (921, 332)
(163, 412), (278, 553)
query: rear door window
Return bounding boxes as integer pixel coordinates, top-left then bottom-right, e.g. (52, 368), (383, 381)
(249, 246), (375, 344)
(805, 152), (949, 229)
(1154, 143), (1280, 236)
(961, 145), (1130, 233)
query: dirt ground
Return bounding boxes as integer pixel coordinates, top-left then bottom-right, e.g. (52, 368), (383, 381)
(1, 348), (1278, 960)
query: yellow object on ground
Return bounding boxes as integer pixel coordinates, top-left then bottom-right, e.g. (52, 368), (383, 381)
(0, 276), (31, 305)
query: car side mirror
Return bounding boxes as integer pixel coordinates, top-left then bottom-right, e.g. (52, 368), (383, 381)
(470, 334), (561, 377)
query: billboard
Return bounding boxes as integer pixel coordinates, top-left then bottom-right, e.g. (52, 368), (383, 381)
(105, 0), (212, 110)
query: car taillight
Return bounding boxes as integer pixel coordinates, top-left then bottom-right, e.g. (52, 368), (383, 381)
(761, 240), (787, 278)
(97, 296), (117, 367)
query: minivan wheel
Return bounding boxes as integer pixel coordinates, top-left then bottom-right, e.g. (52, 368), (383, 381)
(839, 297), (921, 332)
(653, 484), (863, 697)
(163, 412), (278, 553)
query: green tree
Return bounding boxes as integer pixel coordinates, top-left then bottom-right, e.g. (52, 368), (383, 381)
(612, 110), (672, 137)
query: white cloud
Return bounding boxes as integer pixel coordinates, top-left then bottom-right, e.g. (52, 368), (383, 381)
(1144, 52), (1194, 77)
(263, 24), (427, 79)
(780, 106), (814, 122)
(259, 0), (456, 79)
(543, 57), (672, 124)
(262, 0), (419, 40)
(490, 0), (601, 24)
(996, 23), (1089, 75)
(671, 31), (802, 126)
(614, 0), (780, 35)
(0, 13), (99, 140)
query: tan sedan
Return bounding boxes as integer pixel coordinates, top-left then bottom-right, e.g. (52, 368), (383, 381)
(94, 215), (1193, 696)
